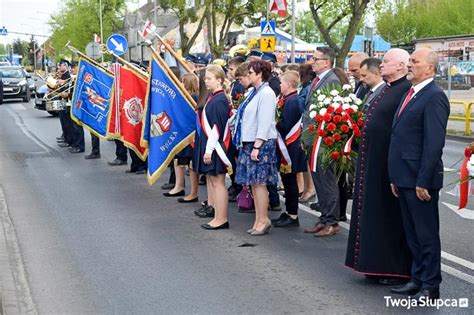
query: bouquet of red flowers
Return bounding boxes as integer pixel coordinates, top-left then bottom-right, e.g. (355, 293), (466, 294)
(232, 93), (245, 109)
(302, 84), (364, 179)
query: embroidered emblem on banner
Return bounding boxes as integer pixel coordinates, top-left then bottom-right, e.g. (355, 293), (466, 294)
(123, 96), (144, 126)
(151, 111), (172, 136)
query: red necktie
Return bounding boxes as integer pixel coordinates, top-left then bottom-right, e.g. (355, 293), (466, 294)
(398, 87), (415, 116)
(308, 76), (320, 97)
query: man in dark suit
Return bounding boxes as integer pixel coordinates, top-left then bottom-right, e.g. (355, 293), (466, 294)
(359, 58), (386, 113)
(388, 48), (449, 300)
(303, 47), (342, 237)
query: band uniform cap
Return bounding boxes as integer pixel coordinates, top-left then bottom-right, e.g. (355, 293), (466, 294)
(262, 52), (277, 63)
(248, 50), (262, 58)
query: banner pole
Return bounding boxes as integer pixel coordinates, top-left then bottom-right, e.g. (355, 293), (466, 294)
(137, 32), (197, 108)
(102, 49), (149, 80)
(65, 42), (113, 75)
(151, 32), (194, 74)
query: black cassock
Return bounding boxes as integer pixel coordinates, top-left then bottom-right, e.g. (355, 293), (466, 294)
(345, 76), (412, 278)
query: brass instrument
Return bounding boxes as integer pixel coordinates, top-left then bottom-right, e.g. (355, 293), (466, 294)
(44, 74), (74, 101)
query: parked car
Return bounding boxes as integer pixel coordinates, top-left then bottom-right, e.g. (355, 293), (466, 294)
(0, 66), (31, 102)
(0, 61), (11, 66)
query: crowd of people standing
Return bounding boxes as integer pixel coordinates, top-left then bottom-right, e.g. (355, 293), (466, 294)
(51, 45), (449, 301)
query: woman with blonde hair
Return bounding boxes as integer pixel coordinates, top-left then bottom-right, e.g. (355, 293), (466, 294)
(194, 65), (232, 230)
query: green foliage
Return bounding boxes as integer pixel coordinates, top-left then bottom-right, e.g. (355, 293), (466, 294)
(12, 39), (29, 58)
(293, 11), (349, 45)
(376, 0), (474, 45)
(49, 0), (126, 60)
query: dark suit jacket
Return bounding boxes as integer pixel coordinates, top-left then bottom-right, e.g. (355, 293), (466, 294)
(303, 69), (341, 127)
(388, 80), (450, 189)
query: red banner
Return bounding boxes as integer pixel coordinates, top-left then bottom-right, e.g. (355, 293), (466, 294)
(108, 64), (148, 160)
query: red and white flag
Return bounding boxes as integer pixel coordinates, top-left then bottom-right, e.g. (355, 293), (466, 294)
(141, 20), (157, 39)
(108, 64), (149, 159)
(94, 33), (101, 43)
(269, 0), (288, 17)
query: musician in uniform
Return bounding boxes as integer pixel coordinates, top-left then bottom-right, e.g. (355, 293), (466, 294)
(55, 59), (73, 148)
(65, 61), (85, 153)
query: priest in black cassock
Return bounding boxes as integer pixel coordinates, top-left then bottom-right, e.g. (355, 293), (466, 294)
(345, 49), (413, 285)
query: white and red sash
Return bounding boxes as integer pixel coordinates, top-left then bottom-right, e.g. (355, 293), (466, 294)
(277, 117), (302, 173)
(201, 92), (233, 175)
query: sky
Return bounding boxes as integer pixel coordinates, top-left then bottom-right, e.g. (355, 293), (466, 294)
(0, 0), (149, 46)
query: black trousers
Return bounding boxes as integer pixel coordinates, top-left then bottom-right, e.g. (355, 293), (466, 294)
(338, 173), (350, 218)
(311, 159), (339, 225)
(115, 140), (127, 162)
(398, 187), (441, 290)
(281, 173), (298, 215)
(228, 143), (242, 193)
(129, 149), (147, 171)
(59, 109), (74, 144)
(91, 134), (100, 155)
(267, 184), (280, 207)
(70, 121), (84, 150)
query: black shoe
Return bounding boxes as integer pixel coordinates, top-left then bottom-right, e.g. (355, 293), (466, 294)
(84, 153), (100, 159)
(201, 221), (229, 230)
(273, 215), (299, 228)
(413, 288), (440, 301)
(199, 175), (206, 185)
(310, 202), (322, 211)
(57, 142), (71, 147)
(108, 159), (127, 166)
(390, 281), (421, 295)
(378, 277), (409, 286)
(57, 139), (66, 143)
(269, 204), (282, 211)
(161, 183), (175, 190)
(135, 170), (146, 174)
(339, 215), (347, 222)
(228, 191), (239, 203)
(271, 212), (289, 223)
(178, 197), (198, 203)
(56, 136), (64, 141)
(163, 190), (185, 197)
(69, 147), (85, 153)
(195, 206), (214, 218)
(228, 186), (237, 196)
(125, 169), (137, 173)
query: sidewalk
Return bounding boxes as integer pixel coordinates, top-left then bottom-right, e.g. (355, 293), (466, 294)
(0, 186), (36, 314)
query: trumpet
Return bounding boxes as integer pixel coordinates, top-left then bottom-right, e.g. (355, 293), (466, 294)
(44, 75), (75, 101)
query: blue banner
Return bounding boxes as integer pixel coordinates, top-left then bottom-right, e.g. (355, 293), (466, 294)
(71, 59), (114, 137)
(142, 55), (196, 185)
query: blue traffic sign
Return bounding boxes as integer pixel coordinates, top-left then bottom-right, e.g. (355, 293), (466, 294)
(106, 34), (128, 56)
(260, 20), (276, 36)
(0, 26), (8, 36)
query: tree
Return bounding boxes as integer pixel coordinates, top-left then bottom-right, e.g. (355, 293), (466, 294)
(49, 0), (126, 60)
(12, 38), (29, 59)
(309, 0), (370, 67)
(376, 0), (474, 46)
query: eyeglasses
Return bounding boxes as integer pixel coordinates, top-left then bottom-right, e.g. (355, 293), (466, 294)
(312, 57), (328, 61)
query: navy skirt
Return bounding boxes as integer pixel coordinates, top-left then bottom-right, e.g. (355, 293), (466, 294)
(236, 139), (278, 186)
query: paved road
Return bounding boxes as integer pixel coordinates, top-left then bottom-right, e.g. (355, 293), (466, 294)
(0, 99), (472, 314)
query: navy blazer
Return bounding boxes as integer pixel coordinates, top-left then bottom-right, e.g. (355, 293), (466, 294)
(388, 80), (450, 189)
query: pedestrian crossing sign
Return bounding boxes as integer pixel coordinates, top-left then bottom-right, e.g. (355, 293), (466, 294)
(260, 37), (276, 52)
(260, 20), (276, 36)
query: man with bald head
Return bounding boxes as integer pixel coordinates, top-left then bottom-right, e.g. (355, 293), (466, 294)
(345, 48), (413, 285)
(388, 48), (449, 300)
(348, 52), (369, 99)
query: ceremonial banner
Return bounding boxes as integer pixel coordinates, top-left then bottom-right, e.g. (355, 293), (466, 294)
(142, 55), (196, 185)
(71, 58), (114, 138)
(108, 64), (148, 160)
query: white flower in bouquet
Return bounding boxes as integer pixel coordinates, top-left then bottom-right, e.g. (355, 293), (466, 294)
(468, 156), (474, 176)
(351, 105), (359, 111)
(331, 102), (341, 109)
(330, 89), (339, 96)
(309, 111), (317, 119)
(344, 97), (352, 104)
(317, 89), (321, 95)
(355, 98), (363, 105)
(333, 95), (343, 103)
(323, 98), (331, 105)
(319, 108), (327, 115)
(309, 104), (317, 110)
(342, 103), (350, 110)
(349, 93), (357, 100)
(317, 94), (326, 102)
(342, 84), (352, 91)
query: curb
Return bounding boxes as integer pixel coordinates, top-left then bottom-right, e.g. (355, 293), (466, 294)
(446, 134), (473, 143)
(0, 186), (36, 314)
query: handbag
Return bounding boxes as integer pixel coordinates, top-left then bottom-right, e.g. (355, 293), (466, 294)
(237, 186), (254, 210)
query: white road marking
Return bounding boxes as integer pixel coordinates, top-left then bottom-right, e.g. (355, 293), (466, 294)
(442, 202), (474, 220)
(284, 196), (474, 284)
(6, 107), (50, 153)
